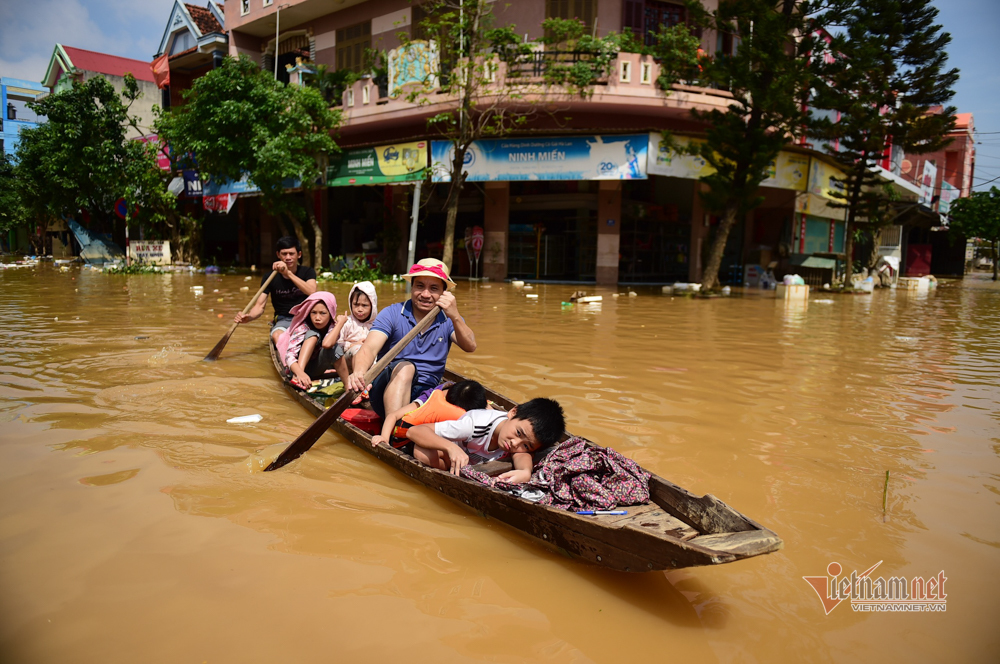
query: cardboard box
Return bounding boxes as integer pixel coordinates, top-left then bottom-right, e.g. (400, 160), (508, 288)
(775, 284), (810, 299)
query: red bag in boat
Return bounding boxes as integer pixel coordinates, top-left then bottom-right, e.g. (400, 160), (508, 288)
(340, 408), (382, 434)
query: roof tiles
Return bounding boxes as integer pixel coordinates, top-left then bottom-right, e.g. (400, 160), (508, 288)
(186, 4), (223, 35)
(62, 46), (156, 82)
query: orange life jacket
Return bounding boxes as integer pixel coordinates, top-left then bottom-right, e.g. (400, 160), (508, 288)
(390, 389), (466, 447)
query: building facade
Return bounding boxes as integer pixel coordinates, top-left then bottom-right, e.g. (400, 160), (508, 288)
(41, 45), (159, 137)
(220, 0), (932, 284)
(1, 76), (47, 157)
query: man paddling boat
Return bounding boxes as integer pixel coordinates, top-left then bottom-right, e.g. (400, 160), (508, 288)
(347, 259), (476, 418)
(234, 236), (317, 344)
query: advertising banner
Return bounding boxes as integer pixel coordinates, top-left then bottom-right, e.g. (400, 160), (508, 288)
(203, 175), (260, 196)
(808, 158), (847, 202)
(136, 134), (172, 171)
(648, 134), (808, 192)
(203, 193), (237, 214)
(128, 241), (171, 265)
(763, 152), (810, 191)
(327, 141), (427, 186)
(919, 160), (938, 206)
(647, 135), (714, 180)
(939, 181), (958, 214)
(431, 135), (648, 182)
(183, 170), (202, 198)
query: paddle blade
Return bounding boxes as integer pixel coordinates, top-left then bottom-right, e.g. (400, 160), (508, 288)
(204, 327), (236, 361)
(264, 390), (358, 471)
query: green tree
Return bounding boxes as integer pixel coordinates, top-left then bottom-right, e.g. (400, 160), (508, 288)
(812, 0), (959, 284)
(400, 0), (534, 270)
(157, 55), (341, 266)
(13, 75), (170, 252)
(949, 187), (1000, 281)
(686, 0), (826, 291)
(0, 152), (29, 250)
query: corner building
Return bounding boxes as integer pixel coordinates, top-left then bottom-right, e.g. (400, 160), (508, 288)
(224, 0), (918, 284)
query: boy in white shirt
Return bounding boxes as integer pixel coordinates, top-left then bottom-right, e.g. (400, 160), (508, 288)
(407, 398), (565, 483)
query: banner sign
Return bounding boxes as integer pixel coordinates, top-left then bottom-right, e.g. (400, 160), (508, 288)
(203, 175), (259, 196)
(135, 134), (172, 171)
(327, 141), (427, 186)
(432, 135), (648, 182)
(648, 134), (809, 192)
(203, 193), (237, 214)
(764, 152), (810, 191)
(647, 135), (714, 180)
(939, 181), (958, 214)
(128, 240), (171, 265)
(808, 158), (847, 202)
(183, 170), (202, 198)
(919, 160), (938, 206)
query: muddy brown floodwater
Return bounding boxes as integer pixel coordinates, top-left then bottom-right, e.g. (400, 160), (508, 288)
(1, 266), (998, 663)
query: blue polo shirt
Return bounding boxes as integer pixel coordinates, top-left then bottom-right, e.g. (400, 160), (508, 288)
(371, 301), (456, 387)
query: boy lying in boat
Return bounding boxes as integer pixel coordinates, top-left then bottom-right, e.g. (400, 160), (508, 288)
(406, 398), (565, 484)
(371, 379), (488, 451)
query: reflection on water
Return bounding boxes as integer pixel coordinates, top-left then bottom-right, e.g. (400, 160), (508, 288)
(1, 266), (999, 662)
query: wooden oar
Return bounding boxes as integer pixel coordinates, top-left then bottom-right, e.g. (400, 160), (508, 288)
(204, 271), (277, 361)
(265, 305), (441, 471)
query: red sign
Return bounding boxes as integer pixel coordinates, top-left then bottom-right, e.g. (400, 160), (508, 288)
(203, 193), (237, 214)
(469, 225), (484, 260)
(114, 198), (138, 220)
(135, 134), (172, 171)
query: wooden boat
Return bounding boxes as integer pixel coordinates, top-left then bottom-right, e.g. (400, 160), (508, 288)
(270, 343), (782, 572)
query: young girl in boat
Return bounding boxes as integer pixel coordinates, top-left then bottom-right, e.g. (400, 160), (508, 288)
(324, 281), (377, 384)
(370, 379), (487, 453)
(276, 291), (338, 388)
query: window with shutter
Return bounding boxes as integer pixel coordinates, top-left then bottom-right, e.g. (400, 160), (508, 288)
(336, 21), (371, 73)
(545, 0), (597, 34)
(622, 0), (644, 36)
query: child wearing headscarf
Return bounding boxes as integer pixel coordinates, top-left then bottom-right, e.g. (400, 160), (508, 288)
(276, 291), (338, 388)
(324, 281), (378, 385)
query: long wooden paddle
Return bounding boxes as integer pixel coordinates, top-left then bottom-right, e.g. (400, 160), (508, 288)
(204, 271), (277, 361)
(265, 305), (442, 471)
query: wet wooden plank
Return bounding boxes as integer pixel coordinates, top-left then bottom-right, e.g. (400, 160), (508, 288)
(688, 530), (784, 556)
(647, 476), (756, 535)
(608, 504), (700, 541)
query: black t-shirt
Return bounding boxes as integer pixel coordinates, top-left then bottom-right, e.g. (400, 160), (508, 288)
(262, 265), (317, 318)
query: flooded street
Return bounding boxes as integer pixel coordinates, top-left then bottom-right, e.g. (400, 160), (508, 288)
(1, 266), (998, 663)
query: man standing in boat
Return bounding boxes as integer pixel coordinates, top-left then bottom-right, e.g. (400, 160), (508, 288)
(346, 258), (476, 419)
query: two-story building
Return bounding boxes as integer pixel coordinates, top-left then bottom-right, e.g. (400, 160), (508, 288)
(1, 76), (47, 157)
(221, 0), (921, 284)
(41, 45), (159, 137)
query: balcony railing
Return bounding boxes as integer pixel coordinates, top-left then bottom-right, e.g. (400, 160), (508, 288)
(503, 50), (609, 85)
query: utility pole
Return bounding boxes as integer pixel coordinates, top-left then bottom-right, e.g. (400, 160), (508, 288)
(274, 4), (289, 80)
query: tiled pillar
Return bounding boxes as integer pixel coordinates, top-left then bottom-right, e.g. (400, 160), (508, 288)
(596, 180), (622, 286)
(483, 181), (509, 282)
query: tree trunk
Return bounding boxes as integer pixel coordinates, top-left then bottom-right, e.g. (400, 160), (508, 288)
(843, 162), (867, 285)
(843, 222), (854, 284)
(304, 189), (323, 269)
(285, 213), (311, 266)
(994, 239), (998, 281)
(868, 226), (882, 271)
(701, 204), (739, 291)
(441, 146), (469, 271)
(442, 194), (459, 271)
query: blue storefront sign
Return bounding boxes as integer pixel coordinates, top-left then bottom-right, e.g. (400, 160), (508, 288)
(430, 135), (648, 182)
(182, 170), (203, 198)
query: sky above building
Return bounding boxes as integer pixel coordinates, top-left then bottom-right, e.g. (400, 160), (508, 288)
(0, 0), (997, 190)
